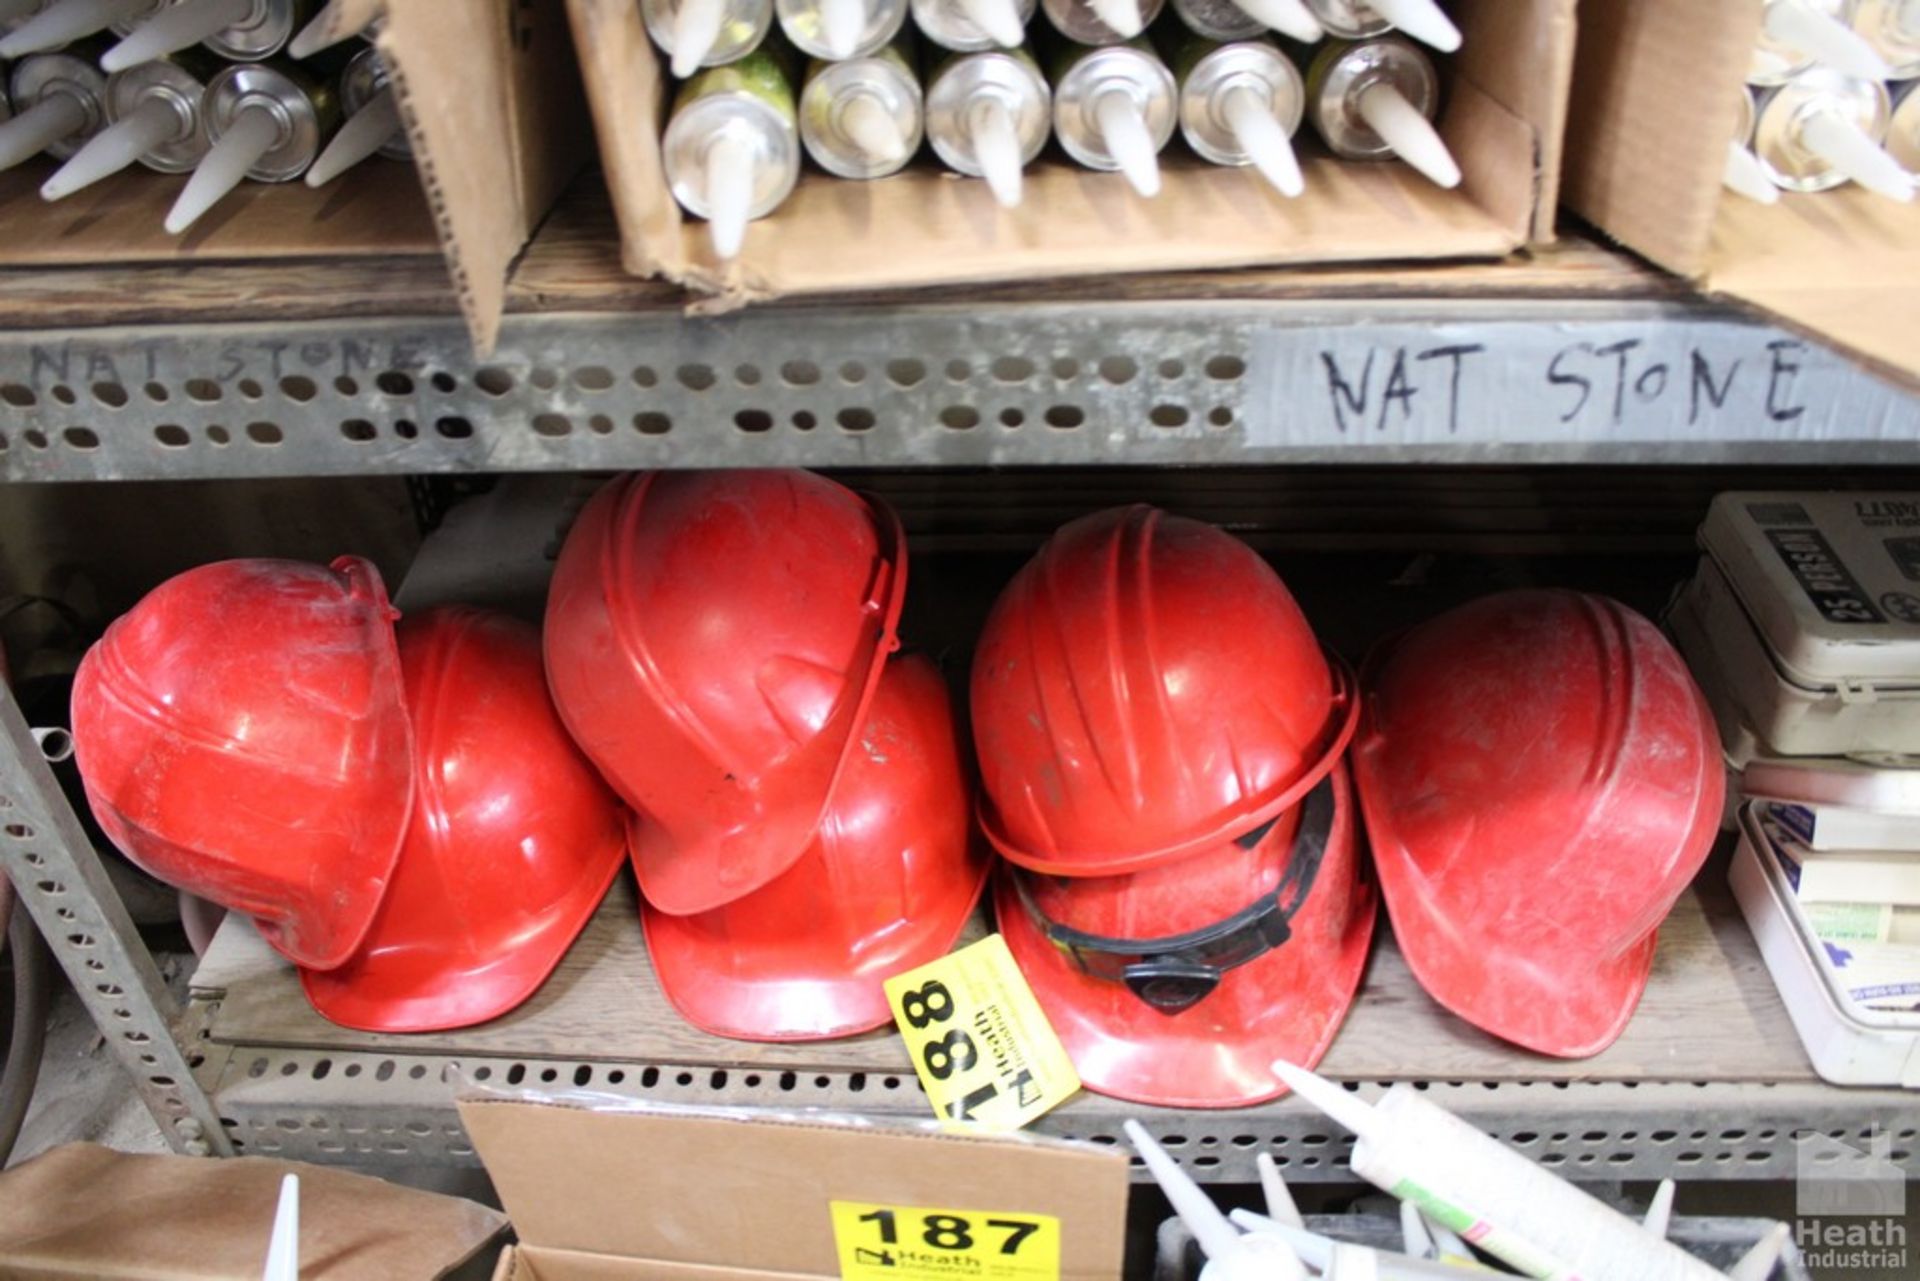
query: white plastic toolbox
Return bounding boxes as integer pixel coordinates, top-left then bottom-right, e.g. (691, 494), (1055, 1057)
(1730, 802), (1920, 1089)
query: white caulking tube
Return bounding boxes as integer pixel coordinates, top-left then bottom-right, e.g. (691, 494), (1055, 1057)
(1123, 1121), (1309, 1281)
(1256, 1152), (1304, 1229)
(1642, 1180), (1677, 1240)
(1354, 76), (1456, 186)
(1400, 1202), (1436, 1259)
(1724, 140), (1782, 202)
(955, 0), (1025, 45)
(971, 95), (1023, 204)
(306, 46), (405, 187)
(661, 49), (801, 259)
(1089, 0), (1141, 37)
(166, 61), (335, 234)
(0, 50), (107, 170)
(1800, 102), (1915, 199)
(673, 0), (727, 77)
(1359, 0), (1456, 52)
(924, 47), (1049, 207)
(1237, 0), (1320, 41)
(101, 0), (249, 72)
(1297, 36), (1458, 187)
(0, 0), (141, 58)
(1271, 1060), (1730, 1281)
(1766, 0), (1891, 80)
(1175, 36), (1307, 196)
(42, 54), (212, 199)
(1041, 0), (1163, 46)
(1233, 1211), (1494, 1281)
(910, 0), (1030, 52)
(1728, 1223), (1790, 1281)
(642, 0), (774, 74)
(1421, 1212), (1478, 1266)
(1052, 38), (1175, 197)
(1750, 69), (1911, 197)
(262, 1173), (299, 1281)
(287, 0), (363, 60)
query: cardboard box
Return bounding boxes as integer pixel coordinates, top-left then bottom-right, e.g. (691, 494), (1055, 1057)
(1563, 0), (1920, 381)
(0, 0), (591, 353)
(460, 1095), (1129, 1281)
(564, 0), (1575, 302)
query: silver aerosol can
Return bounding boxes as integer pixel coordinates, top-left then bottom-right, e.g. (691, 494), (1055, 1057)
(1749, 0), (1888, 86)
(1723, 81), (1780, 203)
(305, 44), (408, 186)
(1750, 67), (1913, 197)
(0, 48), (107, 169)
(1171, 0), (1323, 45)
(1303, 0), (1457, 52)
(1887, 76), (1920, 171)
(41, 51), (216, 199)
(778, 0), (905, 61)
(104, 0), (320, 72)
(1052, 38), (1175, 196)
(664, 47), (801, 260)
(0, 0), (164, 59)
(1852, 0), (1920, 77)
(1174, 34), (1306, 195)
(925, 46), (1050, 207)
(1041, 0), (1162, 46)
(644, 0), (776, 79)
(167, 61), (340, 232)
(1296, 35), (1458, 186)
(911, 0), (1033, 51)
(800, 40), (921, 177)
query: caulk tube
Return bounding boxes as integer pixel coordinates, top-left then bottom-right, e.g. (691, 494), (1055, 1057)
(1123, 1121), (1309, 1281)
(1724, 85), (1781, 203)
(1171, 0), (1322, 43)
(1752, 67), (1912, 198)
(42, 51), (214, 199)
(1255, 1152), (1303, 1230)
(1174, 34), (1305, 195)
(1852, 0), (1920, 77)
(286, 0), (373, 60)
(663, 47), (800, 260)
(0, 49), (107, 169)
(1271, 1060), (1728, 1281)
(0, 0), (159, 57)
(1052, 36), (1175, 196)
(1303, 0), (1456, 53)
(166, 61), (339, 233)
(1886, 77), (1920, 173)
(925, 46), (1049, 206)
(103, 0), (317, 71)
(800, 38), (921, 176)
(1232, 1211), (1490, 1281)
(778, 0), (904, 60)
(643, 0), (775, 79)
(1041, 0), (1163, 46)
(1641, 1179), (1676, 1241)
(305, 44), (406, 186)
(1296, 35), (1458, 186)
(910, 0), (1032, 52)
(1754, 0), (1889, 82)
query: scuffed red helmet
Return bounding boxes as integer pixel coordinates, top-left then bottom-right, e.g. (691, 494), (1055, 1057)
(644, 655), (986, 1041)
(70, 557), (411, 970)
(998, 763), (1373, 1107)
(1353, 590), (1724, 1059)
(544, 470), (907, 916)
(302, 607), (629, 1032)
(973, 505), (1355, 876)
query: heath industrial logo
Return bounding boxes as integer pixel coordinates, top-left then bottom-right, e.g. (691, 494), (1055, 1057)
(1795, 1129), (1910, 1274)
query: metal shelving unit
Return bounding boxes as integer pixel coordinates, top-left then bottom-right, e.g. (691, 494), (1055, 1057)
(2, 187), (1918, 1179)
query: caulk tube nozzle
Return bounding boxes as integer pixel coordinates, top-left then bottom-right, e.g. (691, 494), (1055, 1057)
(0, 0), (135, 57)
(1255, 1152), (1303, 1229)
(1355, 80), (1459, 187)
(671, 0), (726, 78)
(165, 105), (276, 233)
(288, 0), (358, 60)
(820, 0), (864, 58)
(1223, 83), (1302, 196)
(841, 91), (907, 163)
(1232, 1211), (1466, 1281)
(1642, 1178), (1676, 1240)
(1728, 1222), (1790, 1281)
(263, 1174), (300, 1281)
(1399, 1202), (1435, 1259)
(1094, 89), (1158, 196)
(703, 126), (755, 259)
(1802, 104), (1915, 200)
(1123, 1120), (1242, 1264)
(959, 0), (1024, 47)
(306, 84), (400, 186)
(1230, 0), (1320, 42)
(1723, 140), (1781, 203)
(1367, 0), (1459, 53)
(41, 96), (172, 198)
(1270, 1059), (1387, 1141)
(0, 94), (87, 171)
(103, 0), (251, 72)
(1089, 0), (1141, 37)
(971, 94), (1024, 207)
(1767, 0), (1892, 79)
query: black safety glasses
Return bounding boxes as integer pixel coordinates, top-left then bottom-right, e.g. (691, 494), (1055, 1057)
(1010, 776), (1333, 1016)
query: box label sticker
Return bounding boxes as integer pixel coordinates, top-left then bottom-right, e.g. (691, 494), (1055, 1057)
(830, 1201), (1060, 1281)
(1764, 528), (1885, 625)
(883, 935), (1079, 1131)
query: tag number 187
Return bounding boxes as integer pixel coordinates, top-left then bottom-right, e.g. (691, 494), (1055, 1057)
(857, 1209), (1041, 1255)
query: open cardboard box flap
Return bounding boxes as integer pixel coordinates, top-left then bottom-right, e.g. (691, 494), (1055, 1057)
(0, 0), (589, 354)
(459, 1095), (1129, 1281)
(1563, 0), (1920, 380)
(567, 0), (1574, 304)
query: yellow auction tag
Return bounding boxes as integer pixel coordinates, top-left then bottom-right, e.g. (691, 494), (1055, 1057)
(830, 1200), (1061, 1281)
(883, 935), (1079, 1130)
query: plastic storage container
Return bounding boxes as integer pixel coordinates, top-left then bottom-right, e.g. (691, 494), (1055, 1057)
(1677, 492), (1920, 757)
(1729, 801), (1920, 1088)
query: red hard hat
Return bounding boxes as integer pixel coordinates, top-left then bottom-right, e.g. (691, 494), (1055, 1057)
(973, 505), (1356, 876)
(302, 607), (629, 1032)
(1353, 590), (1724, 1059)
(544, 470), (907, 916)
(70, 557), (411, 970)
(644, 654), (986, 1041)
(998, 762), (1372, 1107)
